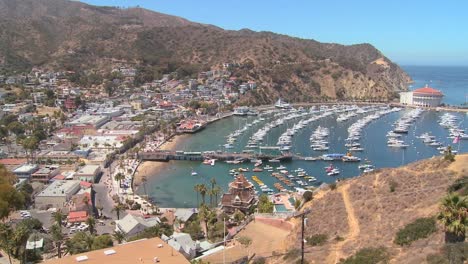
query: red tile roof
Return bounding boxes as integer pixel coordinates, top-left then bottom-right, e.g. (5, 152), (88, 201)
(80, 181), (93, 189)
(67, 211), (88, 223)
(0, 159), (27, 165)
(413, 87), (443, 96)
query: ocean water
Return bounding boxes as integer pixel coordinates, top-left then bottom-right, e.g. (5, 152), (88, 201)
(140, 66), (468, 208)
(402, 65), (468, 106)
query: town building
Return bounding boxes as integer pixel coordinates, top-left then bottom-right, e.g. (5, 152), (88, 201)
(12, 164), (39, 179)
(221, 174), (258, 214)
(399, 85), (444, 107)
(66, 114), (110, 129)
(74, 164), (101, 182)
(115, 214), (160, 237)
(161, 232), (199, 259)
(42, 237), (189, 264)
(30, 165), (60, 183)
(35, 180), (81, 211)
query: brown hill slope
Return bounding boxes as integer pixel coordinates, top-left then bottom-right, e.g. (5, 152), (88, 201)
(282, 155), (468, 264)
(0, 0), (411, 102)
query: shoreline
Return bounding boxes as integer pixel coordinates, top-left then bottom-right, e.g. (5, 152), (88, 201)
(133, 134), (188, 188)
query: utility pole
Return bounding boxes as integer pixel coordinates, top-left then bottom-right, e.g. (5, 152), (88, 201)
(301, 213), (305, 264)
(293, 209), (311, 264)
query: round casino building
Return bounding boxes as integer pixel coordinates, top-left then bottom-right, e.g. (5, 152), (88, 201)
(399, 85), (444, 107)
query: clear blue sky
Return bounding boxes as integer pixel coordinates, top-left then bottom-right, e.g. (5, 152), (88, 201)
(80, 0), (468, 66)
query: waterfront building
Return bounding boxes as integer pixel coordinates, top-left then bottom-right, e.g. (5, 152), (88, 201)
(221, 174), (258, 214)
(400, 85), (444, 107)
(161, 232), (198, 259)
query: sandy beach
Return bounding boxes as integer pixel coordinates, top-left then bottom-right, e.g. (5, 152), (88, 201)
(133, 134), (188, 187)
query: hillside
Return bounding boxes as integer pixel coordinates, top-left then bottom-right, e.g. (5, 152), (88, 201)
(281, 155), (468, 263)
(0, 0), (411, 103)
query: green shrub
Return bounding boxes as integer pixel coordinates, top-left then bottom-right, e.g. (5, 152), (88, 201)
(283, 248), (300, 260)
(340, 247), (390, 264)
(306, 234), (328, 246)
(389, 180), (398, 192)
(394, 217), (437, 246)
(448, 176), (468, 196)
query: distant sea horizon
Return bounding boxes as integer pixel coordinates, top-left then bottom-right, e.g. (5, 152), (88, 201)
(401, 65), (468, 106)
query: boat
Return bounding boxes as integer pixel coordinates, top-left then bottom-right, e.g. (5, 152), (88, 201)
(263, 165), (273, 170)
(363, 168), (374, 173)
(327, 169), (340, 176)
(269, 159), (281, 163)
(202, 159), (211, 165)
(358, 164), (374, 170)
(276, 165), (287, 170)
(191, 171), (198, 176)
(275, 98), (291, 109)
(253, 168), (263, 172)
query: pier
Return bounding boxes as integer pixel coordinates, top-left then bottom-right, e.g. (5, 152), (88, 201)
(138, 150), (293, 162)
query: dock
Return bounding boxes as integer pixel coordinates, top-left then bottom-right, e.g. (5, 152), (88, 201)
(138, 150), (293, 162)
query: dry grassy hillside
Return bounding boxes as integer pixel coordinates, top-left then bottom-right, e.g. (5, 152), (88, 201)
(282, 155), (468, 264)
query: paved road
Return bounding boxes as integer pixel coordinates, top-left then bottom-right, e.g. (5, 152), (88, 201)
(94, 161), (128, 220)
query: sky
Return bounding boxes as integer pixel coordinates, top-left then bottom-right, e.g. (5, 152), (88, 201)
(80, 0), (468, 66)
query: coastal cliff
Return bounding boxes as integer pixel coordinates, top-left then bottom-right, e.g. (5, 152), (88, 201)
(0, 0), (411, 103)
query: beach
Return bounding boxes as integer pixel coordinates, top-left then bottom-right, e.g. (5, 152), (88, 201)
(133, 134), (188, 187)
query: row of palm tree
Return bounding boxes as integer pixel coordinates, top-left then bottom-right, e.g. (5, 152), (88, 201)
(193, 178), (222, 208)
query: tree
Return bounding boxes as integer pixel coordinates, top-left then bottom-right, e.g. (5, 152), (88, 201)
(233, 210), (246, 223)
(257, 194), (274, 213)
(50, 224), (64, 258)
(112, 203), (125, 220)
(0, 166), (25, 220)
(86, 217), (96, 235)
(199, 184), (207, 205)
(212, 186), (221, 208)
(142, 176), (148, 198)
(194, 184), (201, 207)
(21, 136), (39, 163)
(209, 178), (217, 207)
(113, 230), (126, 244)
(0, 223), (14, 264)
(198, 204), (211, 237)
(437, 193), (468, 243)
(92, 235), (113, 250)
(114, 173), (125, 194)
(51, 210), (65, 227)
(303, 191), (313, 203)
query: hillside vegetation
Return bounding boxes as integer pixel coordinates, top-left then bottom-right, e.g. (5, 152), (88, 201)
(283, 155), (468, 263)
(0, 0), (411, 103)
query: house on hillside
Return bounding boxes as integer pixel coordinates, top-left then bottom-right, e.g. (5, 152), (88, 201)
(115, 214), (160, 237)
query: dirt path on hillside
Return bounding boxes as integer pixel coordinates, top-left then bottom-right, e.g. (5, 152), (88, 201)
(327, 184), (360, 263)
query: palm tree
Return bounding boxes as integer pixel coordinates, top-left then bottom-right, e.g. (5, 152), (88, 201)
(114, 172), (125, 194)
(86, 217), (96, 235)
(194, 184), (201, 206)
(50, 224), (64, 258)
(52, 210), (65, 227)
(212, 186), (221, 208)
(199, 184), (207, 205)
(113, 230), (126, 244)
(209, 178), (217, 207)
(437, 193), (468, 243)
(142, 176), (148, 198)
(198, 204), (211, 238)
(112, 203), (125, 220)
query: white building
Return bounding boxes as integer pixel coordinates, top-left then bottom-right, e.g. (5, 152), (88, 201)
(115, 214), (160, 237)
(400, 85), (444, 107)
(35, 180), (81, 211)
